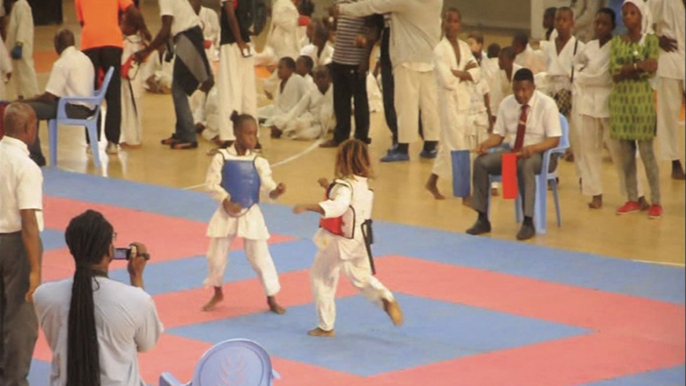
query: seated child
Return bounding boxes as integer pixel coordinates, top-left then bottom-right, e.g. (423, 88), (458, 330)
(296, 55), (314, 86)
(257, 57), (309, 130)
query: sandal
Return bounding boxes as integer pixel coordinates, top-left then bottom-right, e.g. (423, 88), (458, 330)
(161, 134), (180, 145)
(170, 141), (198, 150)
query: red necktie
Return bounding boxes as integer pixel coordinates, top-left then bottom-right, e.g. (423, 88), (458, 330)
(513, 104), (529, 152)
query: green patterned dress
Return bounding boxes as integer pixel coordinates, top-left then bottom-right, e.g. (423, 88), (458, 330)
(608, 34), (659, 141)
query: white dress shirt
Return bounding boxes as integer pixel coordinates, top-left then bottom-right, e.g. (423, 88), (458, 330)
(574, 39), (612, 118)
(493, 90), (562, 148)
(45, 46), (95, 108)
(205, 146), (278, 240)
(159, 0), (201, 37)
(0, 136), (43, 233)
(34, 277), (164, 386)
(650, 0), (685, 80)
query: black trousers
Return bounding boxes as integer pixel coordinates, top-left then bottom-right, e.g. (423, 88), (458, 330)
(331, 62), (370, 144)
(83, 46), (122, 144)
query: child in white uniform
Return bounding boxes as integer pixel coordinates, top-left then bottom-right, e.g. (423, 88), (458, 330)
(203, 112), (287, 314)
(6, 0), (38, 99)
(0, 37), (12, 100)
(294, 139), (403, 337)
(258, 57), (308, 132)
(120, 14), (145, 148)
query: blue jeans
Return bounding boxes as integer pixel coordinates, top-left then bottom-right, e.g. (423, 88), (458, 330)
(172, 75), (196, 143)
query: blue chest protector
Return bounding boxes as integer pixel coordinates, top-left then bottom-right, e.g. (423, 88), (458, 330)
(220, 159), (261, 209)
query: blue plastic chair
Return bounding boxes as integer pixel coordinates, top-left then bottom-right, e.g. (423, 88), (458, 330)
(488, 113), (569, 234)
(159, 339), (280, 386)
(47, 66), (114, 168)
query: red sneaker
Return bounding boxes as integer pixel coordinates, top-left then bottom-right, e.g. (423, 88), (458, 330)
(616, 201), (641, 215)
(648, 204), (663, 219)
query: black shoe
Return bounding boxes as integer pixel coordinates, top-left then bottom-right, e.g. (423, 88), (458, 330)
(466, 218), (491, 235)
(516, 223), (536, 240)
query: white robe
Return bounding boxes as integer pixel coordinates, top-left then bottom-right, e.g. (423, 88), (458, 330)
(432, 38), (481, 178)
(0, 38), (12, 99)
(120, 35), (144, 145)
(255, 0), (300, 66)
(257, 74), (308, 127)
(300, 43), (335, 67)
(273, 85), (334, 140)
(515, 44), (547, 74)
(6, 0), (38, 98)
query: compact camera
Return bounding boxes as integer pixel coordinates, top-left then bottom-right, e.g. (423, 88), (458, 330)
(113, 245), (150, 260)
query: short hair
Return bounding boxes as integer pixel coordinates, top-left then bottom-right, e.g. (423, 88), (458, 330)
(230, 111), (257, 132)
(499, 46), (516, 60)
(597, 7), (617, 28)
(557, 6), (574, 19)
(513, 32), (528, 47)
(513, 68), (535, 83)
(487, 43), (501, 58)
(467, 31), (484, 45)
(444, 7), (461, 19)
(297, 55), (314, 71)
(544, 7), (557, 17)
(279, 57), (296, 70)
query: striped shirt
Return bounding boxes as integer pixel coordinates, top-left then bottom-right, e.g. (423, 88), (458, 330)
(332, 0), (366, 66)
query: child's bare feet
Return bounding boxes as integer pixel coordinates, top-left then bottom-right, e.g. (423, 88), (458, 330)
(425, 174), (445, 200)
(588, 195), (602, 209)
(307, 327), (335, 337)
(202, 287), (224, 311)
(382, 298), (404, 326)
(267, 296), (286, 314)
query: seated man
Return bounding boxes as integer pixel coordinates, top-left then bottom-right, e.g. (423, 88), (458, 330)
(22, 29), (95, 166)
(467, 68), (561, 240)
(33, 210), (163, 386)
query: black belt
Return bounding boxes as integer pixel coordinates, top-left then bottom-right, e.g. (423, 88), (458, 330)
(361, 220), (375, 275)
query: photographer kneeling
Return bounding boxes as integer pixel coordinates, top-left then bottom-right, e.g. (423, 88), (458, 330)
(33, 210), (164, 386)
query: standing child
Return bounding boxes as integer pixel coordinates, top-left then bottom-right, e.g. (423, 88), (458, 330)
(426, 8), (481, 201)
(120, 13), (145, 148)
(6, 0), (38, 99)
(294, 139), (403, 337)
(203, 112), (287, 313)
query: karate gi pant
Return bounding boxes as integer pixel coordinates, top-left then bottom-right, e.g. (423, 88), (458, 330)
(393, 66), (440, 144)
(204, 236), (281, 297)
(581, 115), (644, 197)
(120, 79), (142, 145)
(10, 57), (38, 99)
(311, 240), (394, 331)
(656, 77), (685, 161)
(218, 44), (257, 142)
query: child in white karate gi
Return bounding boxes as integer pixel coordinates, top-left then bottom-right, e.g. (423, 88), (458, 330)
(203, 112), (287, 314)
(257, 57), (308, 133)
(6, 0), (38, 99)
(294, 139), (403, 337)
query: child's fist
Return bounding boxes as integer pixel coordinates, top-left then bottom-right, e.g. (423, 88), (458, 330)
(270, 183), (286, 199)
(293, 205), (307, 214)
(222, 199), (243, 214)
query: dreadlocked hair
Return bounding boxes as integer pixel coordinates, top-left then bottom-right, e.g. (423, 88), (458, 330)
(335, 139), (373, 179)
(64, 210), (114, 386)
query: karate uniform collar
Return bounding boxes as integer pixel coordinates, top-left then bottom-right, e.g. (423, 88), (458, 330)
(0, 136), (30, 156)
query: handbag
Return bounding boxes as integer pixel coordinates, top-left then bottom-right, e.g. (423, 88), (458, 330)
(553, 39), (578, 117)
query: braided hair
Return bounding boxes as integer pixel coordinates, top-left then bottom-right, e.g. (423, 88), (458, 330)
(64, 210), (114, 386)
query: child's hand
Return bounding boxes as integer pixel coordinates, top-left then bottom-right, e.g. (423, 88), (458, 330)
(270, 183), (286, 199)
(464, 61), (478, 71)
(222, 199), (243, 214)
(293, 204), (308, 214)
(318, 178), (329, 189)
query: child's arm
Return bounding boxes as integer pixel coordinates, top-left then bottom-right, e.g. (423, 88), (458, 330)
(255, 157), (285, 199)
(294, 182), (352, 218)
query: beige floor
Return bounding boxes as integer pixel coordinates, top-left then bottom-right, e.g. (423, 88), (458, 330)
(22, 1), (685, 265)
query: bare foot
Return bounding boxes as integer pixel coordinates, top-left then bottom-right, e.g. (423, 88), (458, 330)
(462, 196), (473, 207)
(382, 298), (404, 326)
(267, 296), (286, 314)
(425, 175), (445, 200)
(588, 195), (602, 209)
(202, 292), (224, 311)
(638, 196), (650, 211)
(307, 327), (335, 337)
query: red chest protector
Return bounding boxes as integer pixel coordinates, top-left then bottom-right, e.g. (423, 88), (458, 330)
(319, 181), (355, 238)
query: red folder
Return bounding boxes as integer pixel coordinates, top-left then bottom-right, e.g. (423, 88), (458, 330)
(501, 153), (518, 199)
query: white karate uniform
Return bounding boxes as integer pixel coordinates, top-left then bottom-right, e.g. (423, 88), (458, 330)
(120, 35), (144, 145)
(257, 74), (308, 127)
(0, 38), (12, 99)
(515, 44), (547, 74)
(218, 42), (257, 141)
(310, 177), (394, 331)
(204, 146), (281, 296)
(651, 0), (686, 161)
(432, 38), (481, 179)
(300, 43), (335, 67)
(255, 0), (300, 66)
(191, 6), (221, 129)
(273, 85), (334, 140)
(6, 0), (38, 98)
(575, 39), (641, 198)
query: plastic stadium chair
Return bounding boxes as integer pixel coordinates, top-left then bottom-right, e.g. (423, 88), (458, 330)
(488, 113), (570, 234)
(159, 339), (280, 386)
(47, 66), (114, 168)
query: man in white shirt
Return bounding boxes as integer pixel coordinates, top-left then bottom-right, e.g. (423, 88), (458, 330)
(22, 29), (95, 167)
(651, 0), (686, 180)
(34, 210), (163, 386)
(467, 69), (561, 241)
(0, 102), (43, 386)
(335, 0), (442, 162)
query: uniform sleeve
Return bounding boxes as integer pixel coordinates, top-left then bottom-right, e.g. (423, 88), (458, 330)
(339, 0), (408, 17)
(433, 45), (457, 90)
(158, 0), (174, 17)
(318, 182), (353, 218)
(205, 153), (230, 203)
(543, 100), (562, 139)
(255, 157), (278, 196)
(466, 57), (481, 84)
(16, 164), (43, 211)
(134, 294), (164, 353)
(44, 63), (68, 97)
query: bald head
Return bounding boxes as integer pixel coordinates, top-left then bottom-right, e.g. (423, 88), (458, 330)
(4, 103), (38, 145)
(54, 29), (75, 55)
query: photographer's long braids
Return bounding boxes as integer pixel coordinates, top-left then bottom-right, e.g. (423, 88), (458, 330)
(64, 210), (114, 386)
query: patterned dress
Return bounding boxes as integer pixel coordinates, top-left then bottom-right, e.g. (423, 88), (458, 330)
(608, 34), (659, 141)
